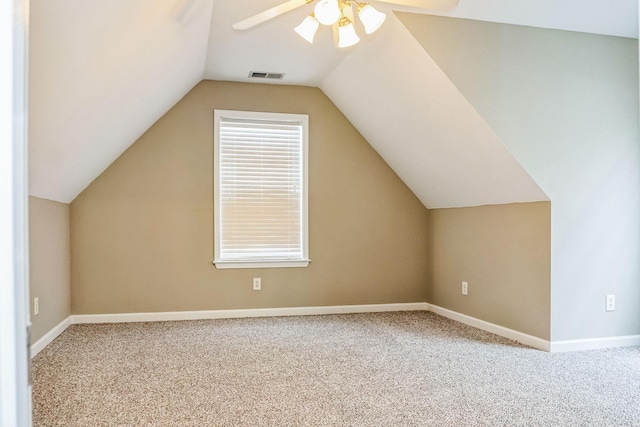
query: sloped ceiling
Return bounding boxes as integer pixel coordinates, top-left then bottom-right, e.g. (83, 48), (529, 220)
(28, 0), (214, 202)
(321, 13), (546, 208)
(418, 0), (637, 39)
(28, 0), (638, 204)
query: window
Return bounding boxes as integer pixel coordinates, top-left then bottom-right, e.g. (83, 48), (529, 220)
(214, 110), (309, 269)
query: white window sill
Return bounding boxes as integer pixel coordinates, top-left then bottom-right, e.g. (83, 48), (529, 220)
(213, 259), (310, 269)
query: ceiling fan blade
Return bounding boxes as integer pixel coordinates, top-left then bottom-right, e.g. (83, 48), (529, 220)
(374, 0), (458, 10)
(232, 0), (312, 30)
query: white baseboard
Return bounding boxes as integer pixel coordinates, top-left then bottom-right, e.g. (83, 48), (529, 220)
(31, 303), (426, 358)
(30, 317), (71, 358)
(426, 303), (551, 352)
(549, 334), (640, 352)
(70, 302), (429, 324)
(31, 302), (640, 357)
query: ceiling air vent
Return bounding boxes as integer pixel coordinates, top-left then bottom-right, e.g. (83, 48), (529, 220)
(248, 71), (285, 80)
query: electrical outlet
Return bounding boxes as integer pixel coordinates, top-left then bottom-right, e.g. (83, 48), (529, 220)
(253, 278), (261, 291)
(34, 297), (39, 316)
(606, 294), (615, 312)
(461, 281), (468, 296)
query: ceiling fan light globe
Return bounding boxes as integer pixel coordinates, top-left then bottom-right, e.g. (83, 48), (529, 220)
(358, 4), (386, 34)
(338, 21), (360, 48)
(314, 0), (340, 25)
(294, 14), (320, 43)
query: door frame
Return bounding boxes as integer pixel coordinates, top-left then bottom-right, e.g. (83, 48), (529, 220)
(0, 0), (31, 425)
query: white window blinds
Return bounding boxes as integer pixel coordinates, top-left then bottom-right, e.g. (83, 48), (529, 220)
(214, 110), (309, 269)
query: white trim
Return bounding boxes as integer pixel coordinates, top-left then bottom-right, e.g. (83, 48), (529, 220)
(1, 0), (30, 424)
(70, 303), (429, 324)
(549, 335), (640, 352)
(427, 304), (640, 352)
(426, 303), (551, 351)
(29, 303), (640, 357)
(30, 317), (71, 358)
(213, 109), (310, 269)
(213, 259), (310, 269)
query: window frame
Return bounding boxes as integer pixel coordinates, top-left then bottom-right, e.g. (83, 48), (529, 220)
(213, 109), (310, 269)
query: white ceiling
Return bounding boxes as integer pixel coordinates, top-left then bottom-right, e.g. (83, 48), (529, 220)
(204, 0), (348, 86)
(28, 0), (638, 204)
(322, 13), (547, 208)
(422, 0), (638, 39)
(29, 0), (214, 202)
(204, 0), (638, 86)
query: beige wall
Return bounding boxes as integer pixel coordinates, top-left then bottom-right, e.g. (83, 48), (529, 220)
(29, 196), (71, 342)
(427, 202), (551, 339)
(70, 81), (429, 314)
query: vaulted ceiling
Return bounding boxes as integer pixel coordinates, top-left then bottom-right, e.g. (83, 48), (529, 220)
(28, 0), (638, 205)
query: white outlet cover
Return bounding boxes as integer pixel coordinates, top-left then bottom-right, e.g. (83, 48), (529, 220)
(606, 294), (615, 311)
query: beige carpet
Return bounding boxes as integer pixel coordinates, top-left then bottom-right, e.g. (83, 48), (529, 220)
(32, 312), (640, 426)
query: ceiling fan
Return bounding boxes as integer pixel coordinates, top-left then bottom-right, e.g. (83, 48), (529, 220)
(232, 0), (458, 48)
